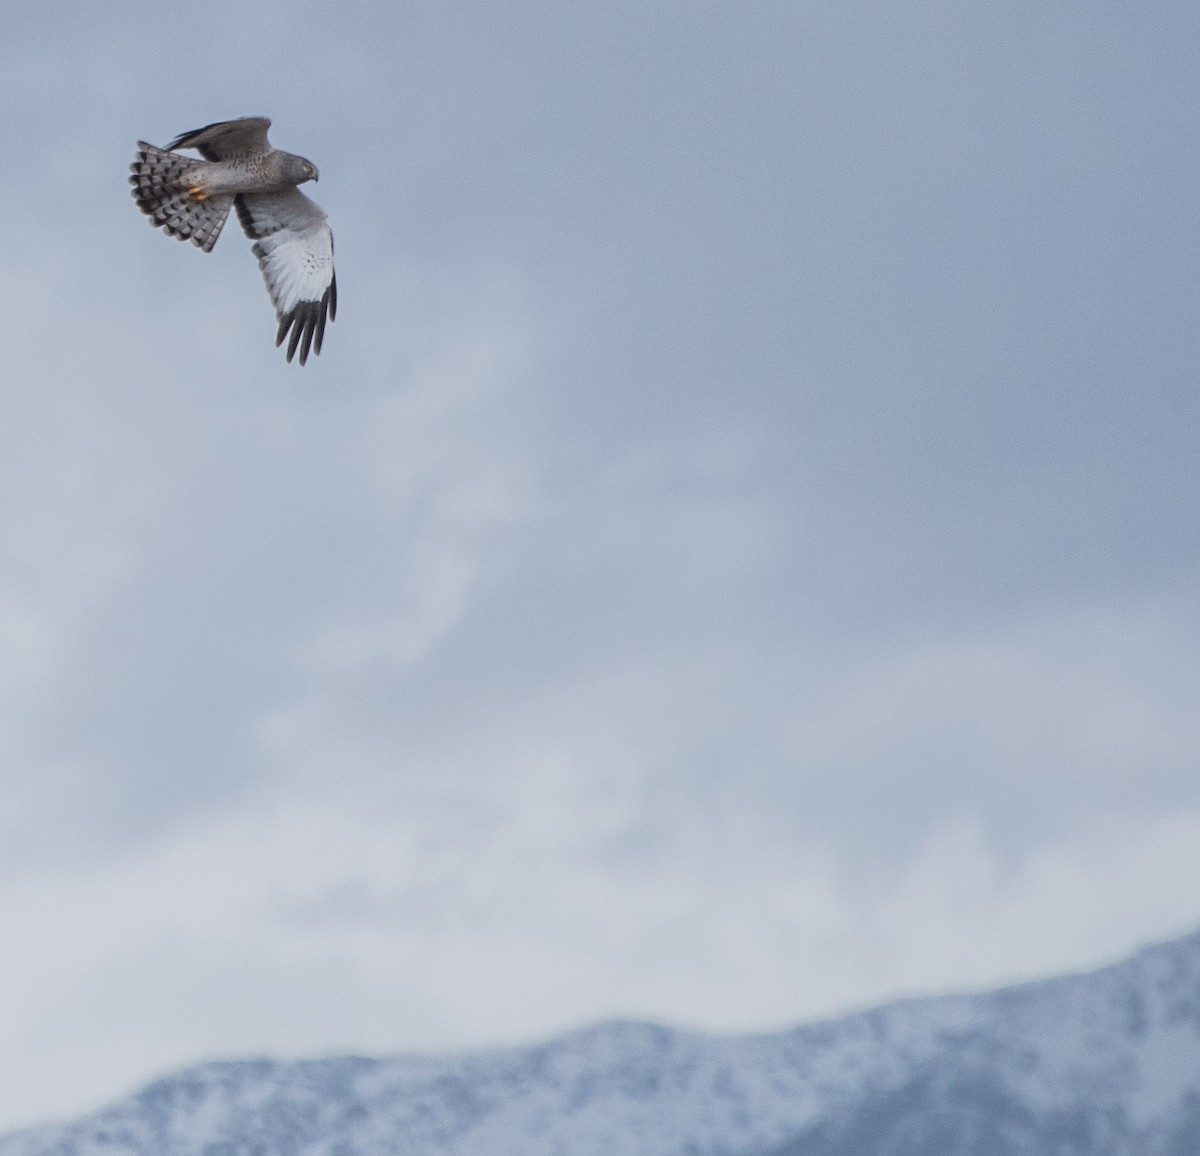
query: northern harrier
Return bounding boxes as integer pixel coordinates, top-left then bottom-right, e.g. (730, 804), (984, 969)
(130, 117), (337, 365)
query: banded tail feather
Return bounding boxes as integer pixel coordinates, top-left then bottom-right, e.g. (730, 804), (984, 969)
(128, 142), (234, 253)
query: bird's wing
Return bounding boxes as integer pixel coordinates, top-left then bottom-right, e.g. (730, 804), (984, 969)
(235, 188), (337, 365)
(167, 117), (273, 161)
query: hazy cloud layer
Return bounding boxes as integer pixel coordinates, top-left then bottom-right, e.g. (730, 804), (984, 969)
(0, 0), (1197, 1130)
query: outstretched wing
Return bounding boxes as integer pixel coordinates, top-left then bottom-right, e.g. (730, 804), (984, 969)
(235, 189), (337, 366)
(167, 117), (273, 161)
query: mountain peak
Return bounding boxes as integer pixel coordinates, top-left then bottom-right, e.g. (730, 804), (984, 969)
(5, 926), (1200, 1156)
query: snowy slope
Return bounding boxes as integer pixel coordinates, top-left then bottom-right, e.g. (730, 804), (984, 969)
(3, 928), (1200, 1156)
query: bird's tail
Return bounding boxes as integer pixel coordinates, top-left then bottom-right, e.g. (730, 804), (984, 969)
(129, 142), (233, 253)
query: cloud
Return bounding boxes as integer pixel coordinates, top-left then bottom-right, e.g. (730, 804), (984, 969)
(2, 754), (1198, 1129)
(0, 0), (1198, 1134)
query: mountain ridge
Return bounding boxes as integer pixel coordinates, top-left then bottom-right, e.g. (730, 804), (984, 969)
(4, 926), (1200, 1155)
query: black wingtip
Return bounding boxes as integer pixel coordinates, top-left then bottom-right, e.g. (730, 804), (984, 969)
(286, 314), (304, 363)
(166, 122), (221, 152)
(275, 280), (336, 365)
(298, 319), (315, 366)
(313, 301), (328, 357)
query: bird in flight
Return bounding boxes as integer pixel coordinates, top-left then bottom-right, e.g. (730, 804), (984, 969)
(130, 117), (337, 365)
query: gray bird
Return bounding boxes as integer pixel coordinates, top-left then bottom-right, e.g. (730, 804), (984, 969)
(130, 117), (337, 365)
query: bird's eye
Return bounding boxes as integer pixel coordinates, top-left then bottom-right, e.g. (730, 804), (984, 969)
(304, 164), (314, 175)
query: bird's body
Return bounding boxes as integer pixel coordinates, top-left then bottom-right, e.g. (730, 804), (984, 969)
(129, 117), (336, 365)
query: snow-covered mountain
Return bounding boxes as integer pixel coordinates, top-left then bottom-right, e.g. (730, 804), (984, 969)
(5, 929), (1200, 1156)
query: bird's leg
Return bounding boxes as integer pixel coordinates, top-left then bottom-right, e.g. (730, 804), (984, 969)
(177, 174), (209, 202)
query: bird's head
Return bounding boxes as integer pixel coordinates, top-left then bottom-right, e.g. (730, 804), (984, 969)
(285, 154), (319, 184)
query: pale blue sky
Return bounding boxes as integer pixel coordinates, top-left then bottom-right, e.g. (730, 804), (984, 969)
(0, 0), (1198, 1131)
